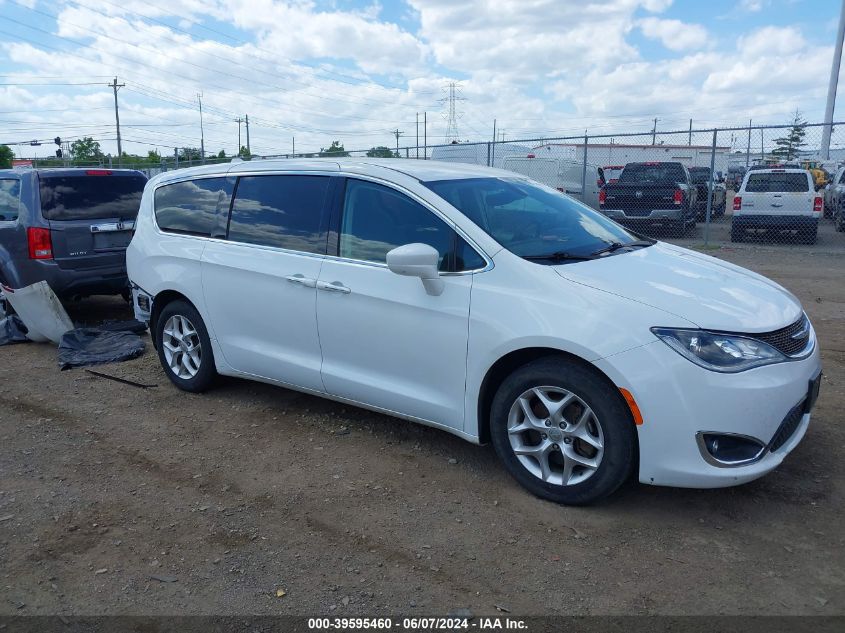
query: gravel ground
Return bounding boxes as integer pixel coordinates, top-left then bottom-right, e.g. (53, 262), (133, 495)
(0, 245), (843, 617)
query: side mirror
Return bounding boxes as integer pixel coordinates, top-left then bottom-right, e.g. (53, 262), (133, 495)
(386, 243), (444, 296)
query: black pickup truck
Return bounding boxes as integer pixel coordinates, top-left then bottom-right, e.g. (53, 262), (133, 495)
(598, 162), (697, 236)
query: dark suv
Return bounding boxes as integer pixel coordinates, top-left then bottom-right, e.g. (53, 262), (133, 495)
(0, 168), (147, 299)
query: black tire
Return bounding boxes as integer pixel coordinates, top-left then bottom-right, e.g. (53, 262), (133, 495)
(156, 299), (216, 392)
(836, 211), (845, 232)
(489, 357), (637, 505)
(730, 224), (744, 242)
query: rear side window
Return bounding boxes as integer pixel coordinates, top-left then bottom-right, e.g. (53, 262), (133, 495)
(0, 179), (20, 222)
(228, 175), (330, 253)
(744, 173), (809, 193)
(155, 177), (232, 237)
(39, 174), (147, 221)
(619, 164), (686, 183)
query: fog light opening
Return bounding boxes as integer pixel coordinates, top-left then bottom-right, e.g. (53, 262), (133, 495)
(697, 432), (766, 467)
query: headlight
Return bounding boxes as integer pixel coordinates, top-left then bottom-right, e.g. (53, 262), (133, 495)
(651, 327), (787, 372)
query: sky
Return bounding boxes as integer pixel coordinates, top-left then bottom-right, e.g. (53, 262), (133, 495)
(0, 0), (843, 160)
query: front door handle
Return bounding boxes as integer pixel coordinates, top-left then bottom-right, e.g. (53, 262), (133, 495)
(316, 280), (351, 294)
(285, 274), (317, 288)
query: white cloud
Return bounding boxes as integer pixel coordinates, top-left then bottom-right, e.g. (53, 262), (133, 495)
(638, 17), (709, 51)
(0, 0), (839, 157)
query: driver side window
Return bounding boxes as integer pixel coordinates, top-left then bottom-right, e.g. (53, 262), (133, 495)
(339, 179), (483, 272)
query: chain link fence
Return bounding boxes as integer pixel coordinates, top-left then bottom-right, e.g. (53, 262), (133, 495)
(322, 121), (845, 254)
(22, 121), (843, 254)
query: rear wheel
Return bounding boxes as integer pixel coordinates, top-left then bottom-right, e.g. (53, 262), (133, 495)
(156, 300), (216, 392)
(836, 210), (845, 232)
(730, 223), (744, 242)
(490, 357), (636, 505)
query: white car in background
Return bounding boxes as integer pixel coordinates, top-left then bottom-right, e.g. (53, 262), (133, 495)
(732, 168), (822, 244)
(127, 159), (821, 505)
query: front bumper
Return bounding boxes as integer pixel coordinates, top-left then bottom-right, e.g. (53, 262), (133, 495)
(594, 333), (822, 488)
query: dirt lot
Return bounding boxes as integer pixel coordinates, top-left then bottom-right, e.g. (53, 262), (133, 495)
(1, 245), (843, 617)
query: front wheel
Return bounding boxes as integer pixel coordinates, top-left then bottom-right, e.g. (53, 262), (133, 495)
(490, 358), (636, 505)
(156, 300), (217, 392)
(835, 210), (845, 232)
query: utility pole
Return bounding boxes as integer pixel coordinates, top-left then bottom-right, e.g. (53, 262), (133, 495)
(652, 118), (658, 145)
(491, 118), (497, 167)
(197, 93), (205, 163)
(822, 0), (845, 159)
(746, 119), (752, 168)
(109, 77), (125, 165)
(245, 114), (250, 155)
(235, 117), (243, 154)
(688, 119), (693, 146)
(174, 146), (179, 169)
(424, 112), (427, 159)
(416, 112), (419, 159)
(392, 128), (403, 156)
(292, 137), (295, 157)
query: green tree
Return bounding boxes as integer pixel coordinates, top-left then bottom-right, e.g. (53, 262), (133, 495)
(147, 150), (161, 164)
(70, 137), (104, 162)
(179, 147), (202, 162)
(366, 146), (396, 158)
(238, 145), (251, 159)
(320, 140), (349, 157)
(771, 111), (807, 161)
(0, 145), (14, 168)
(217, 149), (226, 159)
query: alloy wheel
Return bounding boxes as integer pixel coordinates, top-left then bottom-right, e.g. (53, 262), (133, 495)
(161, 314), (203, 379)
(507, 386), (605, 486)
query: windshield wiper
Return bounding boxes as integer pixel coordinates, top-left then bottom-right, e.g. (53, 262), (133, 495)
(589, 239), (654, 257)
(522, 251), (595, 262)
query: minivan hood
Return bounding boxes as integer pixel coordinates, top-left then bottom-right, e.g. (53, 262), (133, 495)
(553, 242), (802, 332)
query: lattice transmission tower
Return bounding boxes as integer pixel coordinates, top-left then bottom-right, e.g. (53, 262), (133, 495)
(440, 82), (466, 143)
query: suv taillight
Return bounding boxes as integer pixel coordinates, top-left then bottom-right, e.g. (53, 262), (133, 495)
(733, 196), (742, 211)
(27, 227), (53, 260)
(673, 189), (683, 205)
(599, 189), (607, 206)
(813, 196), (823, 212)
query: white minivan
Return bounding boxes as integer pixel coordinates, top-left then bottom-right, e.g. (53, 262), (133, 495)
(127, 159), (821, 505)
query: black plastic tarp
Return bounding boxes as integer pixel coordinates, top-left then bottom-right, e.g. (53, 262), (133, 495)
(0, 315), (29, 346)
(58, 328), (145, 370)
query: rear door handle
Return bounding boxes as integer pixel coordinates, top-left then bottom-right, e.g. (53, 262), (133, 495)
(316, 280), (351, 294)
(285, 274), (317, 288)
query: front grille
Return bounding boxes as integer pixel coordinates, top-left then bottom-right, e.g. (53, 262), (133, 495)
(755, 315), (811, 357)
(769, 401), (804, 451)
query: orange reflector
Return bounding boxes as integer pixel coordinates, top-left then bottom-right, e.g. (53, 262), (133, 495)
(619, 388), (643, 425)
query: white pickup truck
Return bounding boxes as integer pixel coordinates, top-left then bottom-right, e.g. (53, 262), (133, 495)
(731, 168), (822, 244)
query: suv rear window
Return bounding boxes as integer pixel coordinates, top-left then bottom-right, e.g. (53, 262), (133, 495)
(0, 179), (20, 221)
(39, 173), (147, 221)
(744, 173), (809, 193)
(619, 163), (686, 183)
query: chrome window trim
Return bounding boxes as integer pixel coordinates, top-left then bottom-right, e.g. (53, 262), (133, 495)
(150, 169), (494, 274)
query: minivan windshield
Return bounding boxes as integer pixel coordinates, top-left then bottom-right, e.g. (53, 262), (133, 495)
(40, 173), (147, 221)
(424, 177), (646, 261)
